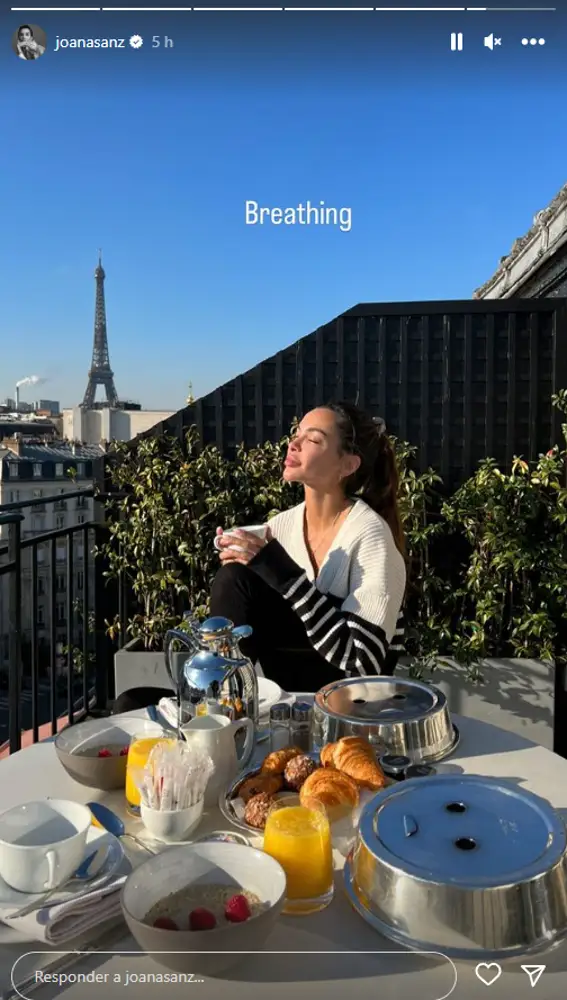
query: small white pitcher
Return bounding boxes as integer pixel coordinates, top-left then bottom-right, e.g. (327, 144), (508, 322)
(180, 714), (255, 806)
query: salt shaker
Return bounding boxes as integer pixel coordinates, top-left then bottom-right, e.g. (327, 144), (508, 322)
(269, 703), (291, 753)
(290, 701), (312, 753)
(405, 763), (436, 779)
(380, 754), (411, 781)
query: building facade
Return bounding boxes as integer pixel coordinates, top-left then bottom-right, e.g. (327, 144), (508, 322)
(474, 181), (567, 300)
(62, 405), (176, 445)
(0, 442), (101, 674)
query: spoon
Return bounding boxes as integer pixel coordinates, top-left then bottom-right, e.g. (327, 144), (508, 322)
(7, 845), (111, 919)
(87, 801), (156, 855)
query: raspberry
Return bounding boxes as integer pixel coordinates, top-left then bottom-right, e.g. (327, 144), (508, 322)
(153, 916), (178, 930)
(120, 746), (129, 756)
(189, 907), (217, 931)
(224, 894), (251, 923)
(97, 748), (112, 758)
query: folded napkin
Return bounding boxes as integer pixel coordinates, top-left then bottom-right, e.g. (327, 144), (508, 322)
(157, 697), (192, 729)
(0, 871), (129, 946)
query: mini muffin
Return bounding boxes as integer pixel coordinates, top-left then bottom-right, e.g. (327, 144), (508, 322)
(243, 792), (276, 829)
(261, 746), (303, 775)
(284, 754), (318, 791)
(238, 773), (283, 803)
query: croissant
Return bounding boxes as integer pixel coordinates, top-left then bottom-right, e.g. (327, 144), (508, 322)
(299, 768), (359, 811)
(261, 746), (303, 775)
(323, 737), (386, 791)
(320, 743), (336, 768)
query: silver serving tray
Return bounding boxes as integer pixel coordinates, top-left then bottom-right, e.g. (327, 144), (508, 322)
(345, 774), (567, 959)
(219, 752), (320, 835)
(312, 676), (459, 764)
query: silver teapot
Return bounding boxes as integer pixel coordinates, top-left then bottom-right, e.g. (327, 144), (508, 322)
(164, 615), (259, 735)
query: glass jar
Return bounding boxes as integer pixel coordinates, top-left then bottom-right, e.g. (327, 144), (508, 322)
(269, 703), (291, 753)
(379, 753), (411, 781)
(405, 763), (437, 779)
(290, 701), (312, 753)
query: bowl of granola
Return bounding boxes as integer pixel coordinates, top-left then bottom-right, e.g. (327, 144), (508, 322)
(121, 841), (286, 975)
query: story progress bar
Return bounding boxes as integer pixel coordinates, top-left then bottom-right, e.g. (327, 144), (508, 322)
(8, 6), (560, 11)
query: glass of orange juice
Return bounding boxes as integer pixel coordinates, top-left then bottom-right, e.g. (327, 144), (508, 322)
(125, 732), (171, 815)
(263, 800), (334, 915)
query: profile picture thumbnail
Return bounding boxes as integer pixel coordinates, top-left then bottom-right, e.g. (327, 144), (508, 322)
(12, 24), (47, 60)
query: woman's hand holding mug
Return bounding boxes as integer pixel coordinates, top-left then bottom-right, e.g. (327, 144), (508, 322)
(215, 524), (271, 565)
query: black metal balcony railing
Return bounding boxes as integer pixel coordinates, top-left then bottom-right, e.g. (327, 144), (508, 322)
(0, 489), (120, 754)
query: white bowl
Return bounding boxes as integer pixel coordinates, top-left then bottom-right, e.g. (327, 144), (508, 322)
(140, 798), (204, 842)
(121, 842), (286, 976)
(55, 716), (166, 790)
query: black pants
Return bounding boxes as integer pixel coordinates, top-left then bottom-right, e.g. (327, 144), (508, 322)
(112, 686), (173, 714)
(112, 563), (396, 713)
(209, 562), (345, 693)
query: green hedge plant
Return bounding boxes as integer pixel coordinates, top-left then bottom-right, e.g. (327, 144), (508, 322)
(99, 393), (567, 678)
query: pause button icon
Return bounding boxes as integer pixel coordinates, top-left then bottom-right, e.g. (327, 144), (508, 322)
(451, 32), (463, 51)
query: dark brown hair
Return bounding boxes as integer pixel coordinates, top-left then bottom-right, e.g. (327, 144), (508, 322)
(325, 401), (405, 557)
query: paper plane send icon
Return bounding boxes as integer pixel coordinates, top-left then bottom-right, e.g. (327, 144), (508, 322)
(521, 966), (546, 988)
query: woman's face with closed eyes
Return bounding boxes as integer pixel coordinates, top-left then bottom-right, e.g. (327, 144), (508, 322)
(283, 408), (359, 491)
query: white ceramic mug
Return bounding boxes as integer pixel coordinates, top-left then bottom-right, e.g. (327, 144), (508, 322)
(0, 799), (92, 894)
(180, 714), (255, 805)
(214, 524), (267, 552)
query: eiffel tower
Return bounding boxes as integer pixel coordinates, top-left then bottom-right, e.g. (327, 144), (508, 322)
(81, 252), (119, 408)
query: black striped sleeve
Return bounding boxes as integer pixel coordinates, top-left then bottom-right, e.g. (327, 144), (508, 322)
(249, 539), (402, 676)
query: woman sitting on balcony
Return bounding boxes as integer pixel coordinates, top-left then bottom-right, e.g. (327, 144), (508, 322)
(112, 402), (406, 712)
(210, 402), (406, 693)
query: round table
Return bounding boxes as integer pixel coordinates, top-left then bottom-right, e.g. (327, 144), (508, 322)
(1, 713), (566, 1000)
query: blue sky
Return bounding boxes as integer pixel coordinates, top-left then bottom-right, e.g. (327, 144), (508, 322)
(1, 9), (565, 410)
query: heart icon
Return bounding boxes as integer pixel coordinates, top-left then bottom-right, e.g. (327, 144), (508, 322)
(475, 963), (502, 987)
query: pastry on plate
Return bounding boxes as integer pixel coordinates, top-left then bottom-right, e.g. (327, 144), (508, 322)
(238, 772), (283, 803)
(283, 754), (318, 790)
(243, 792), (277, 829)
(322, 736), (386, 791)
(299, 768), (359, 811)
(320, 743), (336, 768)
(261, 746), (303, 775)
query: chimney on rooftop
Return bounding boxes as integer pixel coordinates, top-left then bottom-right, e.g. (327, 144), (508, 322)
(2, 437), (22, 456)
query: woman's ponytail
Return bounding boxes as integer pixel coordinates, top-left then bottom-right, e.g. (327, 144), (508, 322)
(326, 402), (405, 558)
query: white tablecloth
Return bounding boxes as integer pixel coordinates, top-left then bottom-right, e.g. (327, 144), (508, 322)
(1, 711), (566, 1000)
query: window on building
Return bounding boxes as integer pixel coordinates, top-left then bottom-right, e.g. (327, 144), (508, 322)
(56, 603), (65, 623)
(9, 463), (19, 478)
(33, 489), (43, 499)
(33, 463), (42, 478)
(9, 490), (19, 503)
(37, 607), (45, 626)
(76, 462), (85, 477)
(33, 516), (46, 532)
(76, 496), (87, 509)
(55, 514), (65, 530)
(56, 575), (65, 592)
(77, 514), (86, 525)
(56, 546), (66, 562)
(77, 570), (84, 591)
(55, 463), (64, 477)
(38, 578), (45, 596)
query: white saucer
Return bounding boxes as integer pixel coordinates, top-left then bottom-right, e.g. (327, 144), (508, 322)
(0, 825), (123, 913)
(257, 676), (283, 717)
